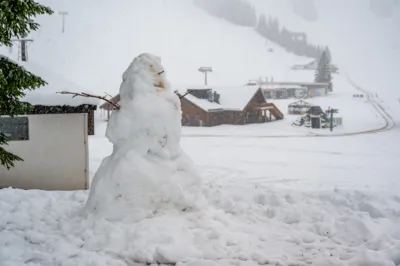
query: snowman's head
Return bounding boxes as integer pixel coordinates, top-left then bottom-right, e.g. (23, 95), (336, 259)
(122, 53), (169, 93)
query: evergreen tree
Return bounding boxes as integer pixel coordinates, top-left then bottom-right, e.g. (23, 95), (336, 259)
(270, 18), (280, 39)
(324, 46), (332, 62)
(0, 0), (53, 169)
(249, 4), (257, 27)
(279, 27), (291, 47)
(315, 49), (333, 91)
(194, 0), (325, 60)
(268, 16), (274, 29)
(257, 14), (268, 35)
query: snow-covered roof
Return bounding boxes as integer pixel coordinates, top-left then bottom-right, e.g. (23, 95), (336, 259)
(184, 94), (223, 111)
(18, 61), (99, 106)
(288, 100), (313, 107)
(262, 84), (305, 90)
(180, 85), (260, 112)
(272, 81), (329, 86)
(213, 85), (259, 111)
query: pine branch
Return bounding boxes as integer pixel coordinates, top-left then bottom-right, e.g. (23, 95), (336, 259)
(0, 0), (53, 46)
(0, 146), (24, 170)
(57, 91), (121, 109)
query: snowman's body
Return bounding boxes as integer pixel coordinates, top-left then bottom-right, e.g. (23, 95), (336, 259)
(84, 54), (204, 221)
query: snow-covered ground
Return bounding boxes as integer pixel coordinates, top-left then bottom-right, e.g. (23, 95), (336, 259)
(1, 1), (400, 265)
(2, 79), (399, 265)
(1, 122), (400, 266)
(2, 54), (399, 265)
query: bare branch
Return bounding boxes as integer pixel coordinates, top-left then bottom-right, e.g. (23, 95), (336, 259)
(103, 92), (114, 99)
(174, 90), (192, 99)
(57, 91), (120, 109)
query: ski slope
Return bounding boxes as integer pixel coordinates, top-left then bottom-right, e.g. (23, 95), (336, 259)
(3, 0), (314, 95)
(249, 0), (400, 125)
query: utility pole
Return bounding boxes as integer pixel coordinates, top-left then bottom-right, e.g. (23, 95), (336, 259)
(198, 67), (213, 86)
(59, 11), (69, 33)
(329, 108), (338, 131)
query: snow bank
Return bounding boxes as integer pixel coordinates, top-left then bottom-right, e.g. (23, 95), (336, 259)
(1, 186), (399, 265)
(83, 53), (205, 221)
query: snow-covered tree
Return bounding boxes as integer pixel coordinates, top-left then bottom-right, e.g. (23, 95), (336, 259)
(0, 0), (53, 169)
(315, 49), (333, 91)
(325, 46), (332, 62)
(83, 53), (205, 221)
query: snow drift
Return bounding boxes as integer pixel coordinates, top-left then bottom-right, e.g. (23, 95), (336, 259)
(83, 53), (205, 222)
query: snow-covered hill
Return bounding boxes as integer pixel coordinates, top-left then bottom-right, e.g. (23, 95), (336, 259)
(250, 0), (399, 83)
(249, 0), (400, 124)
(3, 0), (314, 96)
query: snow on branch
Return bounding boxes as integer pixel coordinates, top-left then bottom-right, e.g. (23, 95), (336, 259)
(57, 91), (121, 109)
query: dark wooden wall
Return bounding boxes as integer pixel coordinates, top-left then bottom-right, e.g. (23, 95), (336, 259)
(181, 98), (209, 126)
(28, 104), (97, 135)
(209, 111), (243, 125)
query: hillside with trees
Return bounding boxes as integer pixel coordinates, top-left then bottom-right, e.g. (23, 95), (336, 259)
(194, 0), (325, 59)
(256, 14), (324, 59)
(193, 0), (257, 27)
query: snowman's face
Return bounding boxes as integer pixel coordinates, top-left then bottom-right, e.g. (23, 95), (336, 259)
(139, 53), (167, 91)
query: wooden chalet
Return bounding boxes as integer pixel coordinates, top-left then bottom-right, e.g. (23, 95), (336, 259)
(179, 86), (284, 127)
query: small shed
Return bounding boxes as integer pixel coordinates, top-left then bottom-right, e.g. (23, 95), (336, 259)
(307, 105), (325, 116)
(19, 62), (99, 135)
(288, 100), (312, 115)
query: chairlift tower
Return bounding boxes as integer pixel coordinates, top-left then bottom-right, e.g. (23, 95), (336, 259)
(11, 37), (34, 62)
(198, 67), (213, 86)
(59, 11), (69, 33)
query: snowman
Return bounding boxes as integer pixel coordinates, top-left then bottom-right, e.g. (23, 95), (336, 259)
(84, 53), (205, 222)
